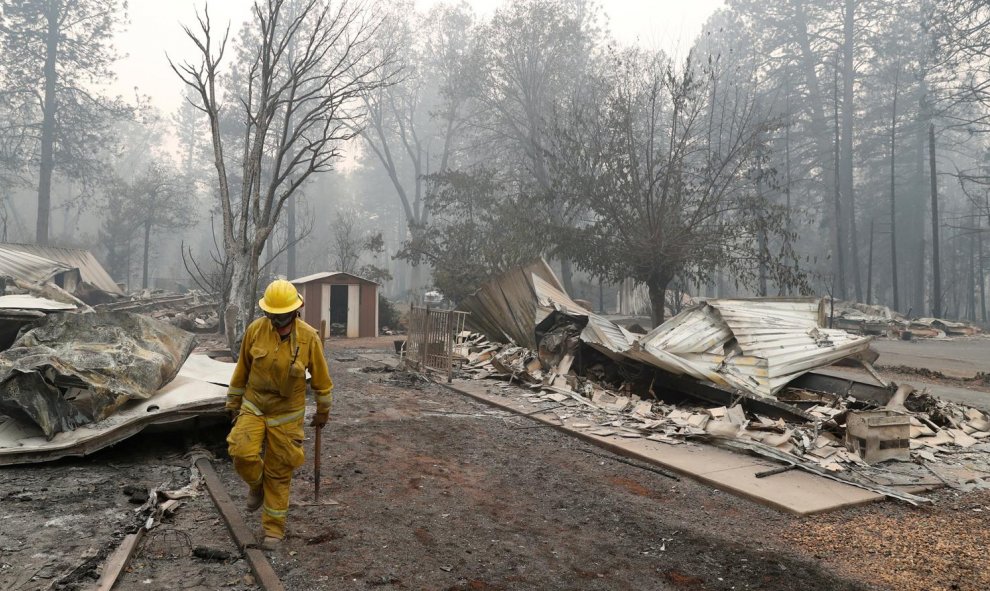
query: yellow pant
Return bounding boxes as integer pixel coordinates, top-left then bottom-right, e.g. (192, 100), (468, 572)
(226, 411), (306, 539)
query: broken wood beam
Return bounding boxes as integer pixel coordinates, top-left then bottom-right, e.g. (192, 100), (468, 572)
(755, 464), (797, 478)
(789, 371), (895, 406)
(195, 458), (286, 591)
(655, 372), (815, 422)
(713, 437), (930, 505)
(90, 528), (144, 591)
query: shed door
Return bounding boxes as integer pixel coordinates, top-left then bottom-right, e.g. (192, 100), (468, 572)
(320, 284), (331, 332)
(347, 284), (360, 338)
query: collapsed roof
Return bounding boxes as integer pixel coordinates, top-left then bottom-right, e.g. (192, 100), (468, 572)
(0, 243), (123, 295)
(458, 260), (874, 399)
(0, 245), (79, 288)
(630, 299), (873, 397)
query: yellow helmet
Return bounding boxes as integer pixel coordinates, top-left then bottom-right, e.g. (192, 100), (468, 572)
(259, 279), (302, 314)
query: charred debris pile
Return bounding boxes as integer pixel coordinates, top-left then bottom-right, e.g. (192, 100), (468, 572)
(0, 244), (226, 464)
(443, 261), (990, 501)
(830, 300), (983, 339)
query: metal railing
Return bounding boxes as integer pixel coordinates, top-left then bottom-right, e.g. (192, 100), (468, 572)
(405, 306), (469, 382)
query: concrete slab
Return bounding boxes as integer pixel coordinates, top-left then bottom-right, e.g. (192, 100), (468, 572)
(446, 379), (883, 515)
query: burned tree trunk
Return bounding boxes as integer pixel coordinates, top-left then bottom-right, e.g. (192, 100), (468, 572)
(842, 0), (861, 303)
(286, 194), (296, 281)
(35, 6), (58, 245)
(142, 221), (152, 289)
(912, 90), (928, 317)
(889, 67), (900, 311)
(782, 79), (794, 297)
(866, 218), (874, 305)
(647, 272), (673, 328)
(929, 123), (941, 318)
(832, 56), (847, 300)
(979, 215), (987, 323)
(969, 216), (977, 321)
(225, 245), (262, 354)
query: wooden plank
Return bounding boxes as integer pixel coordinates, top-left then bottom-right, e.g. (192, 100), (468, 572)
(91, 529), (144, 591)
(196, 458), (286, 591)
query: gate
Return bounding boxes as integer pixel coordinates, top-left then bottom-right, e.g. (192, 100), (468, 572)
(405, 306), (469, 382)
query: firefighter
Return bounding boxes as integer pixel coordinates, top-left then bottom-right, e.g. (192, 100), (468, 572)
(225, 279), (333, 551)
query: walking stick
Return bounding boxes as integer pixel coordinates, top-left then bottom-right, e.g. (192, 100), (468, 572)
(315, 319), (327, 502)
(314, 423), (322, 502)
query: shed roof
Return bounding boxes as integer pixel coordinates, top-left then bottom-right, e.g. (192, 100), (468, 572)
(0, 243), (123, 294)
(290, 271), (379, 286)
(0, 247), (76, 285)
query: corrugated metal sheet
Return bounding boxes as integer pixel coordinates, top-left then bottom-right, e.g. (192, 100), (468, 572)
(0, 295), (77, 311)
(0, 244), (122, 294)
(531, 274), (634, 357)
(631, 298), (874, 398)
(0, 247), (76, 285)
(457, 260), (562, 349)
(459, 260), (635, 355)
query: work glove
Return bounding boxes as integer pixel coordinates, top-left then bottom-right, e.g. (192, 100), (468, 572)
(310, 411), (329, 429)
(227, 408), (239, 424)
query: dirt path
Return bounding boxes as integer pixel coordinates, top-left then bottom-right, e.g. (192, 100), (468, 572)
(217, 348), (874, 591)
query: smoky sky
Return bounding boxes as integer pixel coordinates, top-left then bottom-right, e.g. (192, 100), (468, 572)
(114, 0), (725, 115)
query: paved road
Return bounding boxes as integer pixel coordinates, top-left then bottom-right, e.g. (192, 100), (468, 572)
(819, 365), (990, 411)
(872, 337), (990, 378)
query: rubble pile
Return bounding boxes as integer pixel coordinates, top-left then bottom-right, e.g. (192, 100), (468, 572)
(434, 262), (990, 502)
(0, 247), (233, 464)
(831, 299), (984, 338)
(0, 311), (197, 438)
(454, 331), (990, 496)
(98, 289), (219, 333)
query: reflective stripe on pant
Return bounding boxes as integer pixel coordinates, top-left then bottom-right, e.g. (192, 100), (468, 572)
(227, 411), (306, 539)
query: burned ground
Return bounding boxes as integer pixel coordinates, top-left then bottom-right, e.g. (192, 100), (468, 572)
(0, 426), (255, 591)
(4, 338), (989, 590)
(240, 350), (867, 591)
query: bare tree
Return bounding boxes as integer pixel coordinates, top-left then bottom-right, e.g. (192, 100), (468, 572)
(329, 210), (362, 274)
(171, 0), (394, 352)
(327, 208), (391, 283)
(558, 50), (807, 325)
(130, 162), (195, 289)
(359, 1), (476, 298)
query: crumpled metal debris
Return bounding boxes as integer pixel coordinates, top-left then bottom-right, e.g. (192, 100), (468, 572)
(459, 260), (873, 399)
(0, 311), (196, 439)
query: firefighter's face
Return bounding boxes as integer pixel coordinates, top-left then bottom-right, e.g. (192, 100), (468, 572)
(266, 311), (296, 329)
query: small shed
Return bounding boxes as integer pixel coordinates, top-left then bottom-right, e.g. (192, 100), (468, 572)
(290, 272), (379, 338)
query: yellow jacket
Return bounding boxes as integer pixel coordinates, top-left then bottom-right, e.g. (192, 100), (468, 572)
(225, 317), (333, 421)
